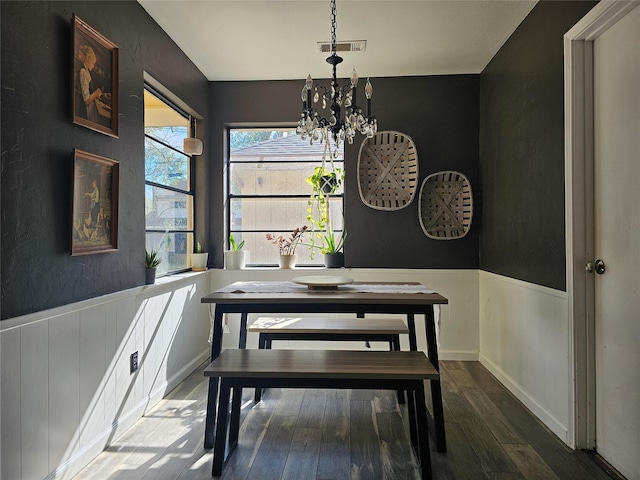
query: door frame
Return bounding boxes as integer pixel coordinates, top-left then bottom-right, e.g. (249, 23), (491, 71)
(564, 0), (639, 450)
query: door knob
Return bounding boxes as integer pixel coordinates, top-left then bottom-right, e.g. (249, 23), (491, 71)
(586, 259), (606, 274)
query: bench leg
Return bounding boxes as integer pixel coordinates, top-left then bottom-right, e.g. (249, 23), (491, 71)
(430, 379), (446, 453)
(254, 334), (267, 402)
(392, 334), (406, 404)
(407, 385), (419, 455)
(212, 378), (231, 477)
(414, 382), (433, 480)
(229, 386), (243, 448)
(204, 377), (219, 449)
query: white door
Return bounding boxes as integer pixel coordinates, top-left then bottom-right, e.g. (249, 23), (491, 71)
(593, 5), (640, 479)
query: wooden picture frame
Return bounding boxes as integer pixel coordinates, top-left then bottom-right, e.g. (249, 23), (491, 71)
(71, 149), (119, 256)
(72, 15), (119, 137)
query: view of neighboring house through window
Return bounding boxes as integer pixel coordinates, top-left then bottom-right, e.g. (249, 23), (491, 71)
(228, 128), (344, 266)
(144, 89), (194, 275)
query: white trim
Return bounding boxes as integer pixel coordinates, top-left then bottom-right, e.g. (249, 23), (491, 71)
(566, 1), (639, 41)
(480, 353), (569, 442)
(0, 270), (209, 332)
(480, 270), (567, 299)
(564, 0), (639, 450)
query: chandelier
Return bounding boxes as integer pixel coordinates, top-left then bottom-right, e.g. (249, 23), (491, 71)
(296, 0), (377, 148)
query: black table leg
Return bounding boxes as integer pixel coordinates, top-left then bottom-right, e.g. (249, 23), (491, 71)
(425, 307), (447, 452)
(392, 334), (406, 404)
(204, 306), (224, 449)
(407, 313), (417, 351)
(238, 311), (248, 349)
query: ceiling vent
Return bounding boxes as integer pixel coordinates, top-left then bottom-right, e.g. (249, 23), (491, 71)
(317, 40), (367, 53)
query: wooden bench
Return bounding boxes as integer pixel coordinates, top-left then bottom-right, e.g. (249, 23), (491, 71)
(248, 316), (410, 401)
(204, 349), (438, 479)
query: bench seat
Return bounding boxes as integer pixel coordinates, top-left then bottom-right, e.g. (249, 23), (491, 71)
(205, 349), (438, 479)
(248, 316), (409, 336)
(249, 317), (410, 401)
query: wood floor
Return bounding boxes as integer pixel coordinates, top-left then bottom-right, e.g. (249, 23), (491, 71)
(73, 361), (615, 480)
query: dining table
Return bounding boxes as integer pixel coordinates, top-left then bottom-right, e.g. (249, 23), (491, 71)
(201, 279), (449, 452)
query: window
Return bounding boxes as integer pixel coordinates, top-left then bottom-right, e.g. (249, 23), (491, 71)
(228, 128), (344, 266)
(144, 89), (194, 275)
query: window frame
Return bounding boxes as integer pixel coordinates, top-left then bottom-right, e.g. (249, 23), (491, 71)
(144, 85), (196, 276)
(226, 126), (345, 267)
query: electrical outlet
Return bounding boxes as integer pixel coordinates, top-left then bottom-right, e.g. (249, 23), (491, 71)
(130, 351), (139, 374)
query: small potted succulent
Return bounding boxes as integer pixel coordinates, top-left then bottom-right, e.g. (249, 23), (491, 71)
(320, 228), (347, 268)
(224, 233), (247, 269)
(191, 240), (209, 271)
(266, 225), (308, 269)
(145, 249), (161, 284)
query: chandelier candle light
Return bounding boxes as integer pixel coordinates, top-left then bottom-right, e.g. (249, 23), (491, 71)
(296, 0), (377, 149)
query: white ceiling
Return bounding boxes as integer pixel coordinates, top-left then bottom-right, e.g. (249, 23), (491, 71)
(138, 0), (537, 82)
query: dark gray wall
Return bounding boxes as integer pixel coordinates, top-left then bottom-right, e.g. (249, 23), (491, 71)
(2, 0), (596, 319)
(479, 0), (596, 291)
(209, 75), (480, 269)
(1, 1), (209, 319)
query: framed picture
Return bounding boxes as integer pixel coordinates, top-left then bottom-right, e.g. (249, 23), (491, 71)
(71, 149), (119, 256)
(72, 15), (119, 137)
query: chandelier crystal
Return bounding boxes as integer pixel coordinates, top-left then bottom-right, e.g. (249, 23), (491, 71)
(296, 0), (377, 149)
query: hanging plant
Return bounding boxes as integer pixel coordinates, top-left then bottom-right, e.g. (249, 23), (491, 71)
(305, 128), (345, 257)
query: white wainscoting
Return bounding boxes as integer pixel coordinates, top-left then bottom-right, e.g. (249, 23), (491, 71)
(0, 272), (211, 480)
(210, 268), (480, 361)
(479, 270), (571, 443)
(0, 267), (484, 480)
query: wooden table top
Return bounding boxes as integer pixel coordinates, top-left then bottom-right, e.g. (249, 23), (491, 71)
(202, 281), (448, 306)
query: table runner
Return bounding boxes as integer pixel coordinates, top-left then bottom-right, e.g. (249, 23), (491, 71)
(215, 281), (435, 295)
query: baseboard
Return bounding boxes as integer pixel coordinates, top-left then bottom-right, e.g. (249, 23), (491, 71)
(144, 349), (210, 414)
(48, 350), (210, 480)
(439, 350), (479, 361)
(479, 353), (569, 443)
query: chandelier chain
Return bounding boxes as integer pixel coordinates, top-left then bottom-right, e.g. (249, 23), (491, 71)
(330, 0), (337, 54)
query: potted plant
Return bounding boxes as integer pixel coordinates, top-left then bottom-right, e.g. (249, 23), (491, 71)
(224, 233), (247, 269)
(192, 240), (209, 271)
(305, 133), (345, 256)
(321, 228), (347, 268)
(266, 225), (308, 269)
(145, 249), (161, 284)
(307, 165), (344, 195)
(306, 166), (344, 255)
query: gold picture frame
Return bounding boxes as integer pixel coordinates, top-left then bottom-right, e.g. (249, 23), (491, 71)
(71, 149), (119, 255)
(72, 15), (119, 137)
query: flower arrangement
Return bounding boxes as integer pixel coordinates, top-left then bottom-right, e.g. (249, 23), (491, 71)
(266, 225), (308, 255)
